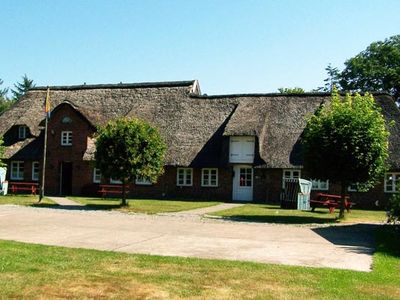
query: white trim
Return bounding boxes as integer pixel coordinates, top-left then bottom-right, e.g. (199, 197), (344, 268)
(201, 168), (218, 187)
(32, 161), (39, 181)
(61, 131), (72, 146)
(93, 168), (101, 183)
(10, 161), (24, 180)
(18, 126), (27, 139)
(177, 168), (193, 186)
(282, 169), (301, 188)
(384, 172), (399, 193)
(135, 177), (152, 185)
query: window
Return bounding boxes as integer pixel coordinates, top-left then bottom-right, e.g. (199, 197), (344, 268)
(11, 161), (24, 180)
(384, 173), (399, 193)
(93, 168), (101, 183)
(311, 179), (329, 191)
(18, 126), (27, 139)
(135, 177), (152, 185)
(239, 167), (252, 187)
(177, 168), (193, 186)
(61, 131), (72, 146)
(110, 177), (122, 184)
(282, 169), (301, 188)
(348, 183), (358, 192)
(201, 168), (218, 187)
(32, 162), (39, 181)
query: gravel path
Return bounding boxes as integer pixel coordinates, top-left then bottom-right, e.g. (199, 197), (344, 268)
(0, 205), (376, 271)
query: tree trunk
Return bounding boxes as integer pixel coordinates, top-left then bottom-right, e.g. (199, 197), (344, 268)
(339, 182), (346, 219)
(121, 178), (127, 206)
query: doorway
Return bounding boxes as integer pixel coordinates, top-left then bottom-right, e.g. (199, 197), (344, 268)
(60, 162), (73, 195)
(232, 165), (253, 201)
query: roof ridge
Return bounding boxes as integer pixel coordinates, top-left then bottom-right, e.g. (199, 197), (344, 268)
(31, 80), (197, 91)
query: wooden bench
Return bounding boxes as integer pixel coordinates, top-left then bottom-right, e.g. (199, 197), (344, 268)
(310, 193), (354, 213)
(9, 182), (39, 195)
(98, 184), (130, 198)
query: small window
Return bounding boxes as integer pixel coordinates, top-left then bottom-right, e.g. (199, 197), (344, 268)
(311, 179), (329, 191)
(61, 131), (72, 146)
(201, 168), (218, 187)
(177, 168), (193, 186)
(110, 177), (122, 184)
(384, 173), (399, 193)
(32, 162), (39, 181)
(93, 168), (101, 183)
(282, 169), (301, 188)
(18, 126), (27, 139)
(135, 177), (152, 185)
(11, 161), (24, 180)
(348, 183), (358, 192)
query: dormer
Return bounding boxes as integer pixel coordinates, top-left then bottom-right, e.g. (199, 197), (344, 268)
(229, 136), (255, 163)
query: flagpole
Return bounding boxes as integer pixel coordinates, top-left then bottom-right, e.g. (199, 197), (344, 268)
(39, 88), (49, 202)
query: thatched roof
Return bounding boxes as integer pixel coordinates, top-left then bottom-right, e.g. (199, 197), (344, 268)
(1, 80), (399, 169)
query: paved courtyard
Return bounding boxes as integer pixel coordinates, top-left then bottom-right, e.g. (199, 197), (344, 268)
(0, 205), (376, 271)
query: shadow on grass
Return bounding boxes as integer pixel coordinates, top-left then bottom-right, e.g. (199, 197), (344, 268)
(216, 215), (336, 224)
(375, 225), (400, 258)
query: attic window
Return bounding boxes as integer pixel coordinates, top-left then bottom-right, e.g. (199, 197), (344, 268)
(61, 116), (72, 124)
(61, 131), (72, 146)
(18, 126), (27, 139)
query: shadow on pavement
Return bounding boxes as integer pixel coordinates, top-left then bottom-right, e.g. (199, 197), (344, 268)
(312, 223), (378, 254)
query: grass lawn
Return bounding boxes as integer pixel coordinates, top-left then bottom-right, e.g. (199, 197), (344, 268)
(210, 204), (387, 224)
(0, 226), (399, 299)
(0, 195), (57, 207)
(69, 197), (221, 214)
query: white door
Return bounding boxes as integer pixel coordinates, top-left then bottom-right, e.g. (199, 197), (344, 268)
(232, 165), (253, 201)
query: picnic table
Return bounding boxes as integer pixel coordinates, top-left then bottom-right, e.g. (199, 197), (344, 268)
(8, 182), (39, 195)
(310, 193), (354, 213)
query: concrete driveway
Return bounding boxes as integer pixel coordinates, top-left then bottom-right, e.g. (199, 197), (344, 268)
(0, 205), (376, 271)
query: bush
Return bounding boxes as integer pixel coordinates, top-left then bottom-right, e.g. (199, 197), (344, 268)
(387, 189), (400, 224)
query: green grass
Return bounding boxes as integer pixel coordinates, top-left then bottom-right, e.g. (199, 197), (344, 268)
(0, 194), (57, 207)
(0, 226), (399, 299)
(211, 204), (387, 224)
(69, 197), (221, 214)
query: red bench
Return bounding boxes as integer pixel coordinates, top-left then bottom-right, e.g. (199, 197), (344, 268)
(9, 182), (39, 195)
(98, 184), (130, 198)
(310, 193), (354, 213)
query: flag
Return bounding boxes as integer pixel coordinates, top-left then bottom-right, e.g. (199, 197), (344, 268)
(45, 88), (51, 118)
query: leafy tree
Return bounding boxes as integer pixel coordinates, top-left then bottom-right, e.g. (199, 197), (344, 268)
(302, 89), (390, 218)
(317, 64), (341, 92)
(387, 191), (400, 224)
(278, 87), (305, 94)
(327, 35), (400, 102)
(95, 118), (166, 206)
(0, 79), (14, 114)
(11, 74), (35, 101)
(0, 136), (5, 167)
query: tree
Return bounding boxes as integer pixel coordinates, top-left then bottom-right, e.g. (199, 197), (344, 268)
(387, 191), (400, 224)
(11, 74), (35, 101)
(302, 89), (390, 218)
(95, 118), (166, 206)
(0, 136), (5, 167)
(278, 87), (305, 94)
(0, 79), (14, 114)
(337, 35), (400, 102)
(317, 64), (341, 92)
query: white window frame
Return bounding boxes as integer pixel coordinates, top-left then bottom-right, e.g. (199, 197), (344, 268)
(311, 179), (329, 191)
(135, 177), (152, 185)
(18, 126), (27, 139)
(11, 161), (24, 180)
(282, 169), (301, 188)
(32, 161), (39, 181)
(61, 131), (72, 146)
(177, 168), (193, 187)
(348, 183), (358, 192)
(110, 177), (122, 184)
(384, 173), (399, 193)
(93, 168), (101, 183)
(201, 168), (218, 187)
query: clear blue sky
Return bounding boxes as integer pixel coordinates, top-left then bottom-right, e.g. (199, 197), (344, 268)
(1, 0), (399, 95)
